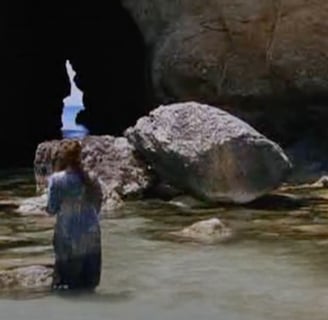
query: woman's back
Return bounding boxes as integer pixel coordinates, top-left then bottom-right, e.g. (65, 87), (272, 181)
(47, 168), (102, 290)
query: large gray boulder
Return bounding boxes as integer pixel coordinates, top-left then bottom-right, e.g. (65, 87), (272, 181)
(33, 136), (152, 212)
(125, 102), (292, 203)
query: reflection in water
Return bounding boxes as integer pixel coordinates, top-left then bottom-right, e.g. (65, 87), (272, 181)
(0, 170), (328, 319)
(53, 289), (135, 303)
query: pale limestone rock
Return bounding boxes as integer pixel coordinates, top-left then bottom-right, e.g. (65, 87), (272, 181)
(170, 218), (233, 244)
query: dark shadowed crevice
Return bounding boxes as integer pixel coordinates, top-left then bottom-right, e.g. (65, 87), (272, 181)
(68, 2), (150, 136)
(1, 0), (151, 166)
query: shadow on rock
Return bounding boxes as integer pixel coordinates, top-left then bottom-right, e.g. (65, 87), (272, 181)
(241, 194), (307, 211)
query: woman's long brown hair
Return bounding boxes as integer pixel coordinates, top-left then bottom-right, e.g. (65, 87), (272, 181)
(51, 139), (92, 187)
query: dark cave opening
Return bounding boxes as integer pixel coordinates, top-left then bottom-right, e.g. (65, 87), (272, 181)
(68, 2), (151, 136)
(2, 0), (151, 166)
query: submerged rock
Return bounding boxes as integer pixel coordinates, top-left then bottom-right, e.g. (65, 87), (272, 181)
(170, 218), (233, 244)
(169, 195), (209, 209)
(15, 194), (47, 215)
(0, 265), (52, 291)
(311, 176), (328, 188)
(126, 102), (292, 204)
(291, 225), (328, 237)
(34, 136), (153, 211)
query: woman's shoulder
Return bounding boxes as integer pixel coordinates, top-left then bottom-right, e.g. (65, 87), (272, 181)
(49, 171), (66, 184)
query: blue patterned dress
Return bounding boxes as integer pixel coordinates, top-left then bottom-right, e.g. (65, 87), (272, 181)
(46, 170), (102, 290)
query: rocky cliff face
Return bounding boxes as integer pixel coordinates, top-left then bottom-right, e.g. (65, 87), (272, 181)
(122, 0), (328, 143)
(123, 0), (328, 102)
(2, 0), (328, 165)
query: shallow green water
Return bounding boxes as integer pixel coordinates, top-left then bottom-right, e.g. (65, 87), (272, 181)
(1, 170), (328, 320)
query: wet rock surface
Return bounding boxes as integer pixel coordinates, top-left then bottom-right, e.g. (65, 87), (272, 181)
(0, 265), (52, 291)
(170, 218), (233, 244)
(311, 176), (328, 188)
(15, 194), (47, 215)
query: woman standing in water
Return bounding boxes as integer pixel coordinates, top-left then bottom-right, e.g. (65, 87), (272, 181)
(46, 140), (103, 291)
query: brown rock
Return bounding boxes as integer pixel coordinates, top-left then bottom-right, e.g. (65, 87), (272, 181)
(122, 1), (328, 144)
(123, 0), (328, 103)
(34, 136), (153, 211)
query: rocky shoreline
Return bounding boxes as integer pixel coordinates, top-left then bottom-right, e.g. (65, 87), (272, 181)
(1, 101), (328, 293)
(33, 102), (292, 211)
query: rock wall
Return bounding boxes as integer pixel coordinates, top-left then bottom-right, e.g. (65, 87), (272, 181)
(2, 0), (328, 166)
(122, 0), (328, 143)
(123, 0), (328, 103)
